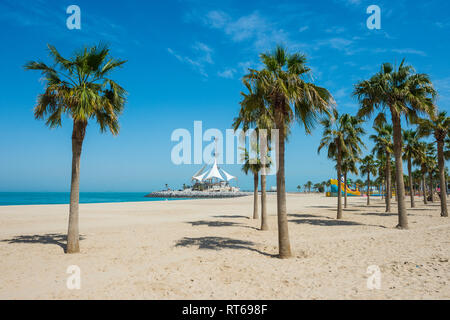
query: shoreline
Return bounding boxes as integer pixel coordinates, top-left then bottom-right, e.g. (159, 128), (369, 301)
(145, 190), (253, 199)
(0, 197), (208, 208)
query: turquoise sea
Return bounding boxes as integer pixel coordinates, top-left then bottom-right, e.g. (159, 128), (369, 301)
(0, 192), (183, 206)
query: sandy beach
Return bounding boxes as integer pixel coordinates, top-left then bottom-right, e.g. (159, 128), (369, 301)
(0, 194), (449, 300)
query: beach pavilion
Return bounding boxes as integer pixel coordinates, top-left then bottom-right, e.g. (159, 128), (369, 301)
(191, 159), (238, 191)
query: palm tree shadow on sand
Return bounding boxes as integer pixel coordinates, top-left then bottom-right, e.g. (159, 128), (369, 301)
(289, 218), (364, 227)
(212, 215), (250, 219)
(288, 214), (386, 228)
(289, 213), (333, 219)
(175, 236), (275, 257)
(0, 233), (85, 253)
(187, 220), (258, 230)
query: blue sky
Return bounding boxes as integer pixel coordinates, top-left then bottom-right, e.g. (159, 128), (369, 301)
(0, 0), (449, 192)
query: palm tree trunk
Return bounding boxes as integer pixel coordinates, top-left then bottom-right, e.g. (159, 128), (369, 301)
(344, 171), (348, 208)
(394, 180), (398, 202)
(67, 121), (87, 254)
(408, 157), (415, 208)
(385, 152), (391, 213)
(367, 173), (371, 206)
(422, 172), (428, 205)
(337, 144), (343, 220)
(429, 170), (434, 203)
(391, 113), (408, 229)
(437, 141), (448, 217)
(418, 180), (421, 197)
(253, 173), (259, 219)
(260, 174), (268, 230)
(276, 116), (292, 259)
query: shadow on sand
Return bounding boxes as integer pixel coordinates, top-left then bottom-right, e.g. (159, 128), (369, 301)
(307, 205), (335, 209)
(175, 236), (274, 257)
(0, 233), (85, 253)
(212, 215), (249, 219)
(289, 218), (364, 227)
(407, 207), (440, 211)
(288, 213), (386, 228)
(288, 213), (331, 219)
(359, 212), (399, 217)
(188, 220), (258, 230)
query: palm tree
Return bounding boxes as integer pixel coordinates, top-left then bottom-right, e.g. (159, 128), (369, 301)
(374, 174), (384, 198)
(25, 44), (127, 253)
(374, 157), (385, 199)
(297, 185), (301, 193)
(241, 148), (262, 220)
(370, 124), (393, 212)
(354, 60), (436, 229)
(341, 154), (360, 208)
(416, 111), (449, 217)
(233, 77), (272, 229)
(306, 181), (313, 193)
(320, 181), (328, 193)
(413, 142), (427, 204)
(425, 144), (438, 203)
(360, 155), (377, 205)
(412, 169), (423, 197)
(445, 137), (450, 192)
(445, 136), (450, 161)
(403, 129), (420, 208)
(313, 183), (321, 193)
(414, 142), (435, 205)
(355, 179), (365, 193)
(318, 110), (365, 219)
(242, 150), (261, 219)
(244, 46), (334, 258)
(325, 180), (332, 193)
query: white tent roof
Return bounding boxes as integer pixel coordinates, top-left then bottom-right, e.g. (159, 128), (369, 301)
(220, 169), (236, 181)
(204, 160), (224, 181)
(191, 160), (236, 183)
(193, 172), (208, 182)
(192, 164), (208, 181)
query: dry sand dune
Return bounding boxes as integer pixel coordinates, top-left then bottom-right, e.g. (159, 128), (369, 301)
(0, 194), (449, 300)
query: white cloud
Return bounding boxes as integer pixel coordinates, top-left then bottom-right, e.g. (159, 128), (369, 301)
(203, 10), (291, 51)
(392, 48), (427, 57)
(167, 43), (214, 77)
(313, 37), (362, 55)
(217, 68), (236, 79)
(299, 26), (309, 33)
(325, 26), (346, 34)
(204, 10), (228, 29)
(193, 42), (214, 64)
(435, 21), (450, 29)
(336, 0), (362, 6)
(333, 88), (349, 100)
(238, 61), (254, 73)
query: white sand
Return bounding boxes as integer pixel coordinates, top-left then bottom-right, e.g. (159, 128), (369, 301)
(0, 194), (449, 300)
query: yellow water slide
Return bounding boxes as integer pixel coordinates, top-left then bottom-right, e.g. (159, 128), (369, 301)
(330, 179), (361, 196)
